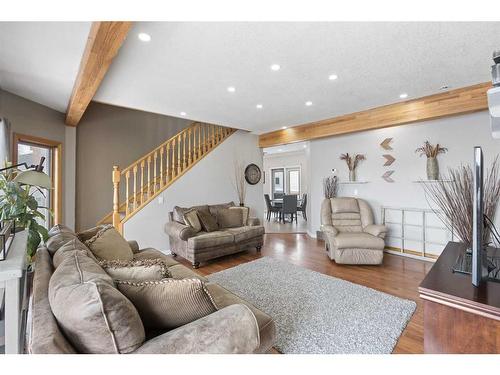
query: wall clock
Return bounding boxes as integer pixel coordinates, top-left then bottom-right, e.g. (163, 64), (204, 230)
(244, 163), (262, 185)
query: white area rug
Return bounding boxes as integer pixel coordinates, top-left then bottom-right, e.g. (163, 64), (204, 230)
(207, 257), (416, 354)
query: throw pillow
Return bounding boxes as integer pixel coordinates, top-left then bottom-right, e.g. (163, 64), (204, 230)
(217, 208), (243, 228)
(99, 259), (172, 281)
(49, 251), (145, 353)
(183, 208), (202, 233)
(45, 232), (79, 256)
(53, 238), (98, 268)
(229, 206), (249, 226)
(197, 210), (219, 232)
(77, 225), (105, 242)
(84, 225), (134, 261)
(116, 278), (218, 330)
(208, 201), (236, 217)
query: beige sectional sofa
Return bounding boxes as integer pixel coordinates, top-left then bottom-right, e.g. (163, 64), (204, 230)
(29, 225), (275, 354)
(165, 202), (265, 268)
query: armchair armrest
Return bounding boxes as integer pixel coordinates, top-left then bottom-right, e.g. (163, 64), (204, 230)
(164, 221), (197, 241)
(133, 304), (260, 354)
(247, 217), (261, 226)
(320, 224), (338, 237)
(127, 240), (140, 253)
(364, 224), (387, 239)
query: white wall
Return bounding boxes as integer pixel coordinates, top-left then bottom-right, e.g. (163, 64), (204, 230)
(308, 110), (500, 236)
(123, 130), (264, 252)
(263, 150), (309, 197)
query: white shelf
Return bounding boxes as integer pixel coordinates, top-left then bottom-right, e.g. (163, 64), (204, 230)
(339, 181), (370, 184)
(412, 179), (454, 183)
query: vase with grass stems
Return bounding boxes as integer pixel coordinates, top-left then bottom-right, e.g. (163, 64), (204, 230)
(340, 153), (365, 182)
(416, 141), (447, 181)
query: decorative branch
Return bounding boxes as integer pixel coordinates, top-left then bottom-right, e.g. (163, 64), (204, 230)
(323, 175), (338, 199)
(415, 141), (447, 158)
(340, 153), (366, 171)
(232, 158), (247, 205)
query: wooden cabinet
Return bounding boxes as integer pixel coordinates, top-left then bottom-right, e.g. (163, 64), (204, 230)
(419, 242), (500, 353)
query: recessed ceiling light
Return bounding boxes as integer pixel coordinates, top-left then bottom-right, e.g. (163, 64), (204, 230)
(180, 112), (187, 116)
(399, 93), (408, 99)
(305, 101), (313, 106)
(328, 74), (338, 80)
(138, 33), (151, 42)
(227, 86), (236, 93)
(282, 126), (287, 130)
(270, 64), (281, 71)
(440, 85), (450, 91)
(303, 145), (307, 148)
(256, 104), (263, 109)
(278, 149), (283, 152)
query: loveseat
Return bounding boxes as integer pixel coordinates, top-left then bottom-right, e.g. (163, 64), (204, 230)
(29, 225), (276, 354)
(165, 202), (265, 268)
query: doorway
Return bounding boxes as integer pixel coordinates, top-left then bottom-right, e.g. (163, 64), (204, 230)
(13, 133), (62, 229)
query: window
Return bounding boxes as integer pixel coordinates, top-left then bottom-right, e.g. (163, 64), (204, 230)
(287, 168), (300, 195)
(271, 168), (285, 199)
(13, 133), (62, 229)
(270, 166), (301, 199)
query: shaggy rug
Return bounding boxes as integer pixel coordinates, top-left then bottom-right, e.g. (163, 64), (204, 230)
(207, 257), (416, 354)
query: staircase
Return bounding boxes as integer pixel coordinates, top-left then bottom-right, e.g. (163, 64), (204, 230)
(98, 122), (236, 232)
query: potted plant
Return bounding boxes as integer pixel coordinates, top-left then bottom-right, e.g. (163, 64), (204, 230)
(340, 153), (366, 182)
(323, 174), (338, 199)
(415, 141), (447, 180)
(0, 162), (51, 262)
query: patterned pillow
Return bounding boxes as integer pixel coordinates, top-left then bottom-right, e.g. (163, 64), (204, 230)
(116, 278), (218, 330)
(197, 210), (219, 232)
(229, 206), (250, 226)
(99, 259), (171, 281)
(217, 208), (243, 228)
(183, 208), (202, 233)
(84, 225), (133, 261)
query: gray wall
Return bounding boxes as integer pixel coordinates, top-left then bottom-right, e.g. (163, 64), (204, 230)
(76, 102), (191, 230)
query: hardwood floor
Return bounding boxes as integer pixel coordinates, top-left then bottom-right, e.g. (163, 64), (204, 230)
(176, 233), (434, 354)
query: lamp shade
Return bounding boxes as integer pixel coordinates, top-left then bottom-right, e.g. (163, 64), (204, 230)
(13, 170), (52, 189)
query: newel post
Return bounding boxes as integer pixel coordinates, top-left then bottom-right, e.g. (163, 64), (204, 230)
(112, 166), (122, 233)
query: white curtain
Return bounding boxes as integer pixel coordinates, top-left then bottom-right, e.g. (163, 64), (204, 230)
(0, 117), (11, 167)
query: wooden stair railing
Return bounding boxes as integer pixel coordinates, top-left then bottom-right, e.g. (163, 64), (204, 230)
(98, 122), (236, 232)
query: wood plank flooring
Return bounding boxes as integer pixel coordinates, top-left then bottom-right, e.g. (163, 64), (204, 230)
(176, 233), (434, 354)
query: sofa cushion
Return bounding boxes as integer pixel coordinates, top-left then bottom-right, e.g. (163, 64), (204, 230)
(187, 231), (234, 250)
(205, 283), (275, 353)
(226, 226), (265, 243)
(331, 232), (385, 250)
(168, 264), (207, 281)
(45, 232), (80, 256)
(52, 238), (98, 268)
(47, 224), (74, 237)
(77, 225), (106, 242)
(99, 259), (171, 281)
(217, 208), (243, 229)
(48, 251), (145, 353)
(173, 205), (210, 223)
(117, 278), (218, 330)
(229, 206), (250, 225)
(133, 248), (180, 267)
(84, 225), (134, 261)
(197, 210), (219, 232)
(330, 197), (360, 214)
(183, 209), (202, 233)
(208, 201), (235, 216)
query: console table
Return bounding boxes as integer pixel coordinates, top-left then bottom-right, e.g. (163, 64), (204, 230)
(0, 230), (28, 354)
(419, 241), (500, 353)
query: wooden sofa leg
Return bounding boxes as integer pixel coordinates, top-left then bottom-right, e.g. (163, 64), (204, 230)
(192, 262), (200, 269)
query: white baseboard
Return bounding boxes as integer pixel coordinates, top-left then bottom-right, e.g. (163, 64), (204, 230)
(307, 230), (317, 239)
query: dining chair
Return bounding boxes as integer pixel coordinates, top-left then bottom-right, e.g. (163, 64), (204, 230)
(264, 194), (280, 221)
(282, 195), (298, 223)
(297, 193), (307, 221)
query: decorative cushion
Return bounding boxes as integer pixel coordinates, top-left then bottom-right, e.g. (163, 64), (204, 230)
(84, 225), (134, 261)
(77, 225), (105, 242)
(217, 208), (243, 229)
(47, 224), (74, 237)
(48, 251), (145, 353)
(330, 198), (360, 214)
(229, 206), (250, 226)
(197, 210), (219, 232)
(116, 278), (218, 330)
(45, 232), (79, 256)
(173, 205), (210, 223)
(99, 259), (171, 281)
(52, 238), (98, 268)
(208, 202), (235, 216)
(183, 208), (202, 233)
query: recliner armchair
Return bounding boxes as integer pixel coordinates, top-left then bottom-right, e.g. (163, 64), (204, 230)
(320, 197), (387, 265)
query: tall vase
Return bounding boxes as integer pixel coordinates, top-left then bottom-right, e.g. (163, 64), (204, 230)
(427, 157), (439, 180)
(349, 169), (356, 182)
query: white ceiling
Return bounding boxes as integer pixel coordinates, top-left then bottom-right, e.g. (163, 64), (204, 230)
(1, 22), (500, 134)
(0, 22), (91, 112)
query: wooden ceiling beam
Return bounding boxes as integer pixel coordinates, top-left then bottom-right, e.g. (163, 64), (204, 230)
(258, 82), (492, 148)
(65, 21), (132, 126)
